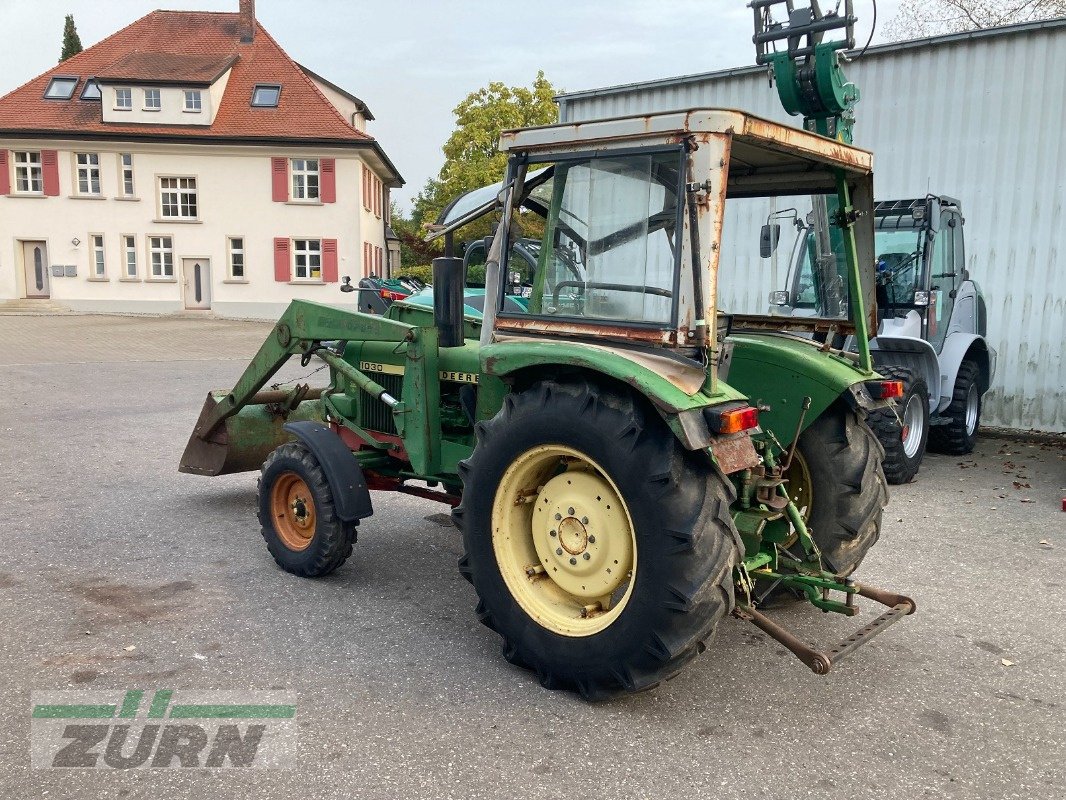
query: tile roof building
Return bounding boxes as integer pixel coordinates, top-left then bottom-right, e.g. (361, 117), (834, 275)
(0, 0), (403, 317)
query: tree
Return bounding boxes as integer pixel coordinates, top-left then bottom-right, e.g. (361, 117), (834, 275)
(887, 0), (1066, 39)
(412, 71), (559, 238)
(389, 201), (438, 272)
(60, 14), (83, 62)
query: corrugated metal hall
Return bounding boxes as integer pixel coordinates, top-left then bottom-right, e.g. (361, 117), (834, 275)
(556, 19), (1066, 433)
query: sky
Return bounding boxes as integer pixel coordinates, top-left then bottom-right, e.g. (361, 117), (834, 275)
(0, 0), (902, 211)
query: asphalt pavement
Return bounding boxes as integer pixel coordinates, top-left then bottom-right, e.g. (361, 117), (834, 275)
(0, 313), (1063, 799)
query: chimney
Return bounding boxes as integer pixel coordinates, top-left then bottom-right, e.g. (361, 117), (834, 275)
(238, 0), (255, 43)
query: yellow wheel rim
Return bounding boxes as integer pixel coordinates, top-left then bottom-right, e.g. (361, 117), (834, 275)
(491, 445), (636, 637)
(784, 450), (813, 522)
(270, 471), (317, 552)
(780, 450), (813, 549)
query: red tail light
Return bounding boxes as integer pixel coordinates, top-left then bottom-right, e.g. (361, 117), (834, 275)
(706, 404), (759, 435)
(867, 380), (904, 400)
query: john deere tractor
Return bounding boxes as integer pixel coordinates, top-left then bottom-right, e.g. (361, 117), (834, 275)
(181, 102), (917, 696)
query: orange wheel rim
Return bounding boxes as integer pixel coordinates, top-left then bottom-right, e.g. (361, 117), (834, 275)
(270, 472), (316, 551)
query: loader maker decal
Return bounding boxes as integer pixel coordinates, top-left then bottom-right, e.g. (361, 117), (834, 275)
(360, 361), (478, 384)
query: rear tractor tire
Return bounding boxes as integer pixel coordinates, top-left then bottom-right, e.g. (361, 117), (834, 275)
(868, 366), (930, 485)
(928, 359), (982, 455)
(452, 380), (741, 700)
(257, 442), (357, 577)
(784, 402), (888, 576)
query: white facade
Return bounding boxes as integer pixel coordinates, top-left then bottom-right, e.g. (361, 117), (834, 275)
(0, 140), (393, 319)
(555, 19), (1066, 432)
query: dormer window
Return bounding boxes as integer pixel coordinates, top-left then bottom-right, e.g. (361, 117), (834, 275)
(143, 88), (161, 111)
(80, 79), (101, 100)
(251, 84), (281, 108)
(44, 76), (78, 100)
(114, 88), (132, 110)
(183, 90), (202, 112)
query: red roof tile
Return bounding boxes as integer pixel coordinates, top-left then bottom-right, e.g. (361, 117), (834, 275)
(0, 10), (373, 145)
(96, 51), (239, 85)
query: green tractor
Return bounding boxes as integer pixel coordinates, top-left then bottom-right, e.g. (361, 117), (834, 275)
(180, 104), (914, 697)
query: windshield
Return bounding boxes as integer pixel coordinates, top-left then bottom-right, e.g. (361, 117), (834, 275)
(872, 228), (924, 307)
(499, 150), (682, 327)
(719, 194), (851, 321)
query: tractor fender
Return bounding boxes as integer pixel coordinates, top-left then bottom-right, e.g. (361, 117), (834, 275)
(868, 334), (941, 410)
(282, 421), (373, 522)
(936, 333), (995, 412)
(480, 338), (751, 453)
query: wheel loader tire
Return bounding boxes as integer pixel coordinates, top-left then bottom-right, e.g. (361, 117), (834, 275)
(793, 402), (888, 576)
(452, 380), (740, 700)
(868, 366), (929, 485)
(928, 360), (981, 455)
(258, 442), (356, 577)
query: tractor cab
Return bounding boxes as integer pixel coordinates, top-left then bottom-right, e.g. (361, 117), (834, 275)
(424, 109), (885, 450)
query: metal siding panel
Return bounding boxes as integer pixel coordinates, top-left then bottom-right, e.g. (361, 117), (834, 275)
(561, 27), (1066, 431)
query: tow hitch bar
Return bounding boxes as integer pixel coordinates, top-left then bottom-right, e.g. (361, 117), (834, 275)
(734, 584), (916, 675)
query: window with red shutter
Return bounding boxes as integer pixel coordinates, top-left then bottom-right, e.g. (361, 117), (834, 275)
(321, 158), (336, 203)
(273, 237), (291, 281)
(41, 150), (60, 196)
(271, 157), (288, 202)
(0, 151), (8, 196)
(375, 246), (382, 274)
(322, 238), (339, 282)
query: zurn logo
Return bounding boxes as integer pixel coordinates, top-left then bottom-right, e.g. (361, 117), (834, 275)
(30, 690), (296, 769)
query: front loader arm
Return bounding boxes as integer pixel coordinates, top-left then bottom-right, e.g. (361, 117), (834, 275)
(195, 300), (414, 441)
(180, 300), (415, 476)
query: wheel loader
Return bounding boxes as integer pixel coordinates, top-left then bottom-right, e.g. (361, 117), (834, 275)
(178, 2), (916, 698)
(764, 195), (996, 483)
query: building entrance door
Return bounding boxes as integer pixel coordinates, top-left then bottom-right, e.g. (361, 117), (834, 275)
(182, 258), (211, 310)
(22, 241), (50, 298)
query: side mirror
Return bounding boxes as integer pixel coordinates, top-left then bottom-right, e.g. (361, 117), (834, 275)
(760, 224), (781, 258)
(926, 198), (941, 233)
(339, 276), (355, 293)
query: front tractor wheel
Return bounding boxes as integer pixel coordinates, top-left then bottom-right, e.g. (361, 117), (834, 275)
(453, 381), (740, 700)
(787, 402), (889, 576)
(257, 442), (356, 577)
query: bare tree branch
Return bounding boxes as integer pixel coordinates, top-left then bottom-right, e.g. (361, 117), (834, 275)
(886, 0), (1065, 40)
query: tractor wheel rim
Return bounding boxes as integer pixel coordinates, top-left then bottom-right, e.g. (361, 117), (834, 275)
(270, 471), (316, 552)
(964, 384), (979, 435)
(902, 395), (925, 459)
(783, 450), (813, 522)
(491, 445), (636, 637)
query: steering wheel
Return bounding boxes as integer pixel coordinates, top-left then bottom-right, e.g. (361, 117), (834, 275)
(549, 281), (673, 315)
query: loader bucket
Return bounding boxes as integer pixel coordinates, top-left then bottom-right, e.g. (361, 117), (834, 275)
(178, 389), (326, 476)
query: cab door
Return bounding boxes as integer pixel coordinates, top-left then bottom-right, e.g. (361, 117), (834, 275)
(927, 210), (958, 351)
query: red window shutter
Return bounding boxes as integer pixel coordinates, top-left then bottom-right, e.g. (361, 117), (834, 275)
(273, 237), (290, 281)
(322, 238), (339, 282)
(41, 150), (60, 196)
(375, 246), (382, 273)
(0, 151), (8, 196)
(271, 157), (288, 202)
(363, 242), (370, 277)
(321, 158), (336, 203)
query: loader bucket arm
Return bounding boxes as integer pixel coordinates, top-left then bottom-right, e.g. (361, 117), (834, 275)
(179, 299), (414, 476)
